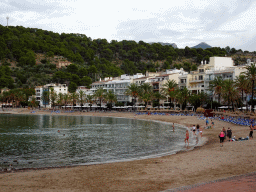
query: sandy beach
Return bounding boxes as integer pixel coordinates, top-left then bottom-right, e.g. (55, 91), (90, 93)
(0, 109), (256, 192)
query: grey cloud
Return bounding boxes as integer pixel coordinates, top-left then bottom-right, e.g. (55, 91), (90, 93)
(0, 0), (62, 15)
(116, 18), (182, 42)
(9, 0), (55, 12)
(200, 0), (254, 30)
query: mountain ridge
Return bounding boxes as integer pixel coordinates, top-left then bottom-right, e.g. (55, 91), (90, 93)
(191, 42), (212, 49)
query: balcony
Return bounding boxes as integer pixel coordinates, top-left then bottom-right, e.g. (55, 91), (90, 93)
(189, 78), (204, 83)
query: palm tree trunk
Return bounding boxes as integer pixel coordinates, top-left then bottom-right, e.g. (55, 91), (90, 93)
(252, 79), (254, 112)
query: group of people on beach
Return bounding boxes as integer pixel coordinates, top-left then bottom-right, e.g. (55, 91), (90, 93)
(219, 123), (254, 147)
(184, 124), (202, 146)
(219, 127), (232, 147)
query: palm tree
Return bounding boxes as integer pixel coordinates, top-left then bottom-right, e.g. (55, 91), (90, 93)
(209, 76), (223, 104)
(176, 87), (190, 110)
(70, 92), (78, 110)
(105, 90), (117, 110)
(63, 93), (70, 110)
(189, 92), (209, 110)
(93, 88), (106, 111)
(57, 93), (64, 109)
(41, 90), (49, 108)
(162, 80), (178, 109)
(243, 63), (256, 112)
(78, 90), (86, 111)
(86, 94), (94, 111)
(222, 79), (239, 111)
(235, 75), (250, 109)
(29, 96), (37, 109)
(153, 92), (165, 109)
(139, 83), (153, 108)
(125, 83), (140, 111)
(49, 88), (57, 109)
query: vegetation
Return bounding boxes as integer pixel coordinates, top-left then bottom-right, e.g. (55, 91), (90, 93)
(0, 24), (249, 92)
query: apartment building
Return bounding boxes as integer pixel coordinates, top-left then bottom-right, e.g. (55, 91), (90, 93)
(35, 83), (68, 108)
(179, 56), (248, 101)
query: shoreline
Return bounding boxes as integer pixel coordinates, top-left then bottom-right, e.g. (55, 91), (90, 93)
(0, 112), (206, 173)
(0, 109), (256, 192)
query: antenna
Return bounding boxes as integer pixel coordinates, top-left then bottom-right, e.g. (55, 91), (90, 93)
(6, 16), (9, 28)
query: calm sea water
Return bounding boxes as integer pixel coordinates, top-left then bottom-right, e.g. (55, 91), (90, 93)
(0, 114), (193, 169)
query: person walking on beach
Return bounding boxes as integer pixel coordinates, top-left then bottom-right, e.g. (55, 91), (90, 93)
(211, 120), (214, 129)
(172, 123), (175, 132)
(206, 118), (209, 126)
(222, 127), (227, 141)
(227, 127), (232, 141)
(192, 125), (196, 135)
(219, 130), (225, 147)
(249, 123), (254, 139)
(196, 124), (200, 135)
(185, 130), (189, 146)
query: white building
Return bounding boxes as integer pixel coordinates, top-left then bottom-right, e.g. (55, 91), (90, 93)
(35, 83), (68, 108)
(178, 56), (248, 101)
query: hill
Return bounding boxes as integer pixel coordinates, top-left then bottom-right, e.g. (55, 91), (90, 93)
(0, 25), (252, 91)
(191, 42), (212, 49)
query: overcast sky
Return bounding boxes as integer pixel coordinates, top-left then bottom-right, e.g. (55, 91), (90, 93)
(1, 0), (256, 51)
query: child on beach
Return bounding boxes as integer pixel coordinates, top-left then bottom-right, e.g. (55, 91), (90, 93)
(172, 123), (175, 132)
(185, 130), (189, 146)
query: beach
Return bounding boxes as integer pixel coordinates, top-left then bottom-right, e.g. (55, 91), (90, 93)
(0, 109), (256, 192)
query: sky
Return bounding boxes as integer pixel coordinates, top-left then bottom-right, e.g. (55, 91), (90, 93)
(1, 0), (256, 51)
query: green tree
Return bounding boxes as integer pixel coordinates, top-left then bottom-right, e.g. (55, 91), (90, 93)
(125, 83), (140, 111)
(93, 87), (106, 110)
(235, 75), (250, 108)
(139, 83), (153, 107)
(153, 92), (165, 109)
(222, 79), (239, 111)
(49, 88), (57, 109)
(68, 82), (78, 93)
(161, 80), (178, 108)
(242, 63), (256, 112)
(86, 94), (94, 111)
(209, 76), (223, 104)
(63, 93), (70, 110)
(105, 90), (117, 110)
(78, 90), (86, 111)
(70, 92), (78, 109)
(41, 90), (49, 108)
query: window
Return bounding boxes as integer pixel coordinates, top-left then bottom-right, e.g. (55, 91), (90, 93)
(199, 69), (204, 73)
(199, 75), (203, 80)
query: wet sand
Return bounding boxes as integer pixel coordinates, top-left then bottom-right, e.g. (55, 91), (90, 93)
(0, 109), (256, 192)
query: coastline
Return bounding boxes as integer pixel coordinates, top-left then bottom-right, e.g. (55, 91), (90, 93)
(0, 109), (256, 192)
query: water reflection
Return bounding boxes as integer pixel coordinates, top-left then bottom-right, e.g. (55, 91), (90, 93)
(0, 114), (188, 169)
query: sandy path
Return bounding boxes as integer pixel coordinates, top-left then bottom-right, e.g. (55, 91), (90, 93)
(0, 110), (256, 192)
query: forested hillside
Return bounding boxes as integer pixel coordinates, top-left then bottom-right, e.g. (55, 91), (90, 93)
(0, 24), (255, 91)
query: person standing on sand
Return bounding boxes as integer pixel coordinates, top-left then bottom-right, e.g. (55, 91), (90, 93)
(219, 130), (225, 147)
(227, 127), (232, 141)
(206, 118), (209, 126)
(185, 130), (189, 146)
(172, 123), (175, 132)
(249, 123), (254, 139)
(192, 125), (196, 135)
(222, 127), (227, 141)
(196, 124), (200, 135)
(211, 120), (214, 129)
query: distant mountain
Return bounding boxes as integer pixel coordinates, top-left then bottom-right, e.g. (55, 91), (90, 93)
(191, 42), (212, 49)
(149, 42), (178, 48)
